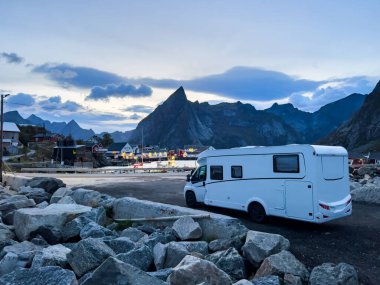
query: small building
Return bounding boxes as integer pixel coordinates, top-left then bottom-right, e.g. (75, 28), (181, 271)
(32, 133), (60, 143)
(2, 122), (20, 155)
(182, 145), (215, 158)
(106, 142), (135, 159)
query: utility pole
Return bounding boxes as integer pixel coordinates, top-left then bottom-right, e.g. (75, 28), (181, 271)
(141, 127), (144, 164)
(0, 94), (10, 184)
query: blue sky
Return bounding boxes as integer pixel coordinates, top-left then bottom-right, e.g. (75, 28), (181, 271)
(0, 0), (379, 132)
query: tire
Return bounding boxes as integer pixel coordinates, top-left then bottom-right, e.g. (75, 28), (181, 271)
(249, 202), (267, 223)
(185, 191), (197, 208)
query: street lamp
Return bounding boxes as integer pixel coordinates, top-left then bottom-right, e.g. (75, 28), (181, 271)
(0, 94), (10, 184)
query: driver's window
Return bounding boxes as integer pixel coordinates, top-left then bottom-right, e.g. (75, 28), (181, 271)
(199, 165), (207, 181)
(191, 168), (200, 183)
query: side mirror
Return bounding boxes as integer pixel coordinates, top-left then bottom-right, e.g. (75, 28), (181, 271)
(186, 174), (191, 182)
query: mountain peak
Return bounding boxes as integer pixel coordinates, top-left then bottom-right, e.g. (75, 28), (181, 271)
(373, 80), (380, 94)
(168, 86), (187, 101)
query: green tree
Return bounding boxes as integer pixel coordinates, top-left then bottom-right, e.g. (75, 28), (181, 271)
(101, 133), (114, 148)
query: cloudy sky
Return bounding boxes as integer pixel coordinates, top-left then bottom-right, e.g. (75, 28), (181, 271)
(0, 0), (379, 133)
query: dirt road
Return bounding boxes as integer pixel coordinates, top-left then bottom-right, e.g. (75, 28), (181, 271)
(22, 172), (380, 284)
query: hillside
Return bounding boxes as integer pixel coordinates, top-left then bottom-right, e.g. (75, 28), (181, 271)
(321, 81), (380, 150)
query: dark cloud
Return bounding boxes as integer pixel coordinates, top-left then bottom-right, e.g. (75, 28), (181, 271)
(5, 93), (35, 106)
(140, 67), (325, 101)
(129, 113), (142, 120)
(32, 63), (125, 88)
(39, 96), (84, 112)
(86, 83), (152, 101)
(0, 52), (24, 64)
(122, 105), (154, 113)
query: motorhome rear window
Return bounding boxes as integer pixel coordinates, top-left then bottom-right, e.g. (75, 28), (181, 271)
(210, 166), (223, 180)
(273, 155), (299, 173)
(231, 166), (242, 178)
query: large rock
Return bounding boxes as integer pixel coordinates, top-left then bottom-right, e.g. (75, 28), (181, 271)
(0, 241), (42, 275)
(66, 238), (115, 277)
(167, 255), (232, 285)
(255, 250), (309, 282)
(206, 247), (246, 282)
(242, 230), (290, 266)
(50, 188), (73, 204)
(0, 266), (77, 285)
(30, 225), (62, 244)
(61, 216), (92, 242)
(351, 183), (380, 204)
(32, 244), (71, 268)
(147, 268), (173, 281)
(104, 237), (135, 254)
(115, 245), (153, 271)
(309, 263), (358, 285)
(13, 203), (92, 241)
(172, 216), (202, 240)
(0, 223), (15, 243)
(209, 235), (245, 253)
(113, 197), (247, 240)
(177, 241), (209, 256)
(79, 221), (114, 239)
(80, 207), (107, 226)
(25, 177), (66, 194)
(81, 256), (165, 285)
(57, 196), (77, 205)
(284, 273), (302, 285)
(121, 227), (148, 242)
(153, 243), (168, 270)
(143, 227), (177, 250)
(0, 195), (36, 224)
(69, 188), (101, 207)
(252, 275), (282, 285)
(18, 187), (51, 204)
(163, 242), (190, 268)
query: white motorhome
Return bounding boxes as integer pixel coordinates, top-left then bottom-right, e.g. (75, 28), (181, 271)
(184, 145), (352, 223)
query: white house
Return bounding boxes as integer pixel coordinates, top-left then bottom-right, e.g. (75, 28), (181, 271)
(2, 122), (21, 155)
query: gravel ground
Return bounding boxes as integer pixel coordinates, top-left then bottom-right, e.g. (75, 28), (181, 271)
(21, 172), (380, 284)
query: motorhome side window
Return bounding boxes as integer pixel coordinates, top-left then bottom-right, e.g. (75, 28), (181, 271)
(273, 155), (299, 173)
(210, 166), (223, 180)
(231, 166), (242, 178)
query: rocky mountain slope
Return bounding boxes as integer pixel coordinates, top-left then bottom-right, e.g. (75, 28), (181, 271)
(129, 87), (366, 148)
(321, 81), (380, 150)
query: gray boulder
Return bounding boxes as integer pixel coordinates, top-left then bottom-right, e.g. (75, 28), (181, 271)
(80, 207), (107, 226)
(81, 256), (165, 285)
(30, 225), (62, 244)
(242, 230), (290, 266)
(25, 177), (66, 194)
(121, 227), (147, 242)
(104, 237), (135, 254)
(62, 216), (93, 241)
(0, 223), (15, 243)
(209, 235), (245, 252)
(32, 244), (71, 268)
(233, 280), (252, 285)
(153, 242), (168, 270)
(172, 216), (202, 240)
(143, 227), (177, 250)
(116, 245), (153, 271)
(284, 273), (302, 285)
(79, 221), (114, 239)
(164, 242), (190, 268)
(69, 188), (101, 207)
(57, 196), (77, 205)
(36, 201), (49, 209)
(0, 241), (43, 275)
(18, 187), (51, 204)
(0, 195), (36, 224)
(67, 238), (115, 277)
(0, 266), (77, 285)
(255, 250), (309, 282)
(206, 247), (246, 282)
(252, 275), (282, 285)
(167, 255), (232, 285)
(14, 203), (91, 241)
(147, 268), (173, 281)
(177, 241), (209, 256)
(309, 263), (358, 285)
(50, 188), (73, 204)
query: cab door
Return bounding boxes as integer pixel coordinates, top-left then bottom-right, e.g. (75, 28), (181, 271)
(190, 165), (207, 202)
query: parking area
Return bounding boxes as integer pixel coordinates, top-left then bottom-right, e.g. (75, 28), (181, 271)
(20, 172), (380, 284)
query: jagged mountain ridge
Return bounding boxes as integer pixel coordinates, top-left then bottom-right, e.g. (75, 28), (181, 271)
(4, 112), (95, 140)
(321, 81), (380, 150)
(129, 86), (366, 148)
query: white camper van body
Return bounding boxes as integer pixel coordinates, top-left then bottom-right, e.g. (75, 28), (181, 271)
(184, 145), (351, 223)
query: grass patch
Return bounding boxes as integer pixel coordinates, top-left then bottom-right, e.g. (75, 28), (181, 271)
(115, 220), (133, 231)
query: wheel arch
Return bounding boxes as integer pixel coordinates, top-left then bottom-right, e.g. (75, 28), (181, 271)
(245, 198), (268, 215)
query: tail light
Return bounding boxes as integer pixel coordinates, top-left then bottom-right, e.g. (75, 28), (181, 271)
(319, 203), (330, 210)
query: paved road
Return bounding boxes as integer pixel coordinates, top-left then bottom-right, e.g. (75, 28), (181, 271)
(21, 172), (380, 284)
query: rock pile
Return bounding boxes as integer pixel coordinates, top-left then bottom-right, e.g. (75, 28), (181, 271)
(0, 177), (359, 285)
(350, 173), (380, 204)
